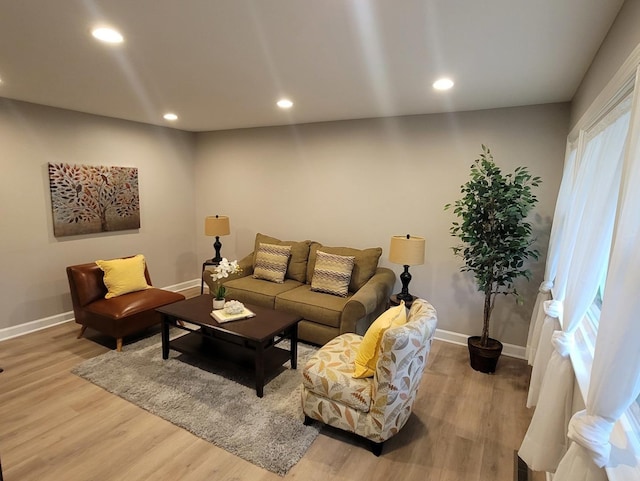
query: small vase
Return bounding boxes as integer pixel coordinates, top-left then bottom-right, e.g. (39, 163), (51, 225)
(212, 298), (225, 310)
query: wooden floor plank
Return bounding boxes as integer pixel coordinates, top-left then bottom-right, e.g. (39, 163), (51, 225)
(0, 292), (542, 481)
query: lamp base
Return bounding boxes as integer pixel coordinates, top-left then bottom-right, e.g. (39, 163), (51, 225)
(395, 265), (415, 302)
(212, 236), (223, 264)
(394, 291), (415, 303)
(390, 293), (416, 309)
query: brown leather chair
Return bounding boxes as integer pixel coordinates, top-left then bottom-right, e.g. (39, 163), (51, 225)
(66, 260), (185, 351)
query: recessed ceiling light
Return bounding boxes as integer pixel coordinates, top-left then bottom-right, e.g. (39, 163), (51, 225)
(163, 113), (178, 121)
(277, 99), (293, 109)
(433, 78), (454, 91)
(91, 27), (124, 44)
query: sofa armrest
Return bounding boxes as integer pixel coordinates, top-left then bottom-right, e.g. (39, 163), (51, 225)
(202, 251), (254, 293)
(340, 267), (396, 334)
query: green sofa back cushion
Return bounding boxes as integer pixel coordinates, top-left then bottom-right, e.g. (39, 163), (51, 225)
(253, 233), (311, 283)
(307, 243), (382, 292)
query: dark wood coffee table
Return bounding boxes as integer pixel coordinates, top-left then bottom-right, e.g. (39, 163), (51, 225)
(156, 295), (301, 397)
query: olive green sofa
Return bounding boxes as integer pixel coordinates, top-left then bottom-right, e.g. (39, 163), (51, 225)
(203, 233), (396, 345)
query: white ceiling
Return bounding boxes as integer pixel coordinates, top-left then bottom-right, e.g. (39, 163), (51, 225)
(0, 0), (625, 132)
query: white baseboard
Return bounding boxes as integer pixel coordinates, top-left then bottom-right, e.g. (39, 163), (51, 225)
(163, 279), (200, 292)
(0, 279), (201, 343)
(0, 311), (76, 342)
(1, 281), (527, 361)
(435, 328), (527, 360)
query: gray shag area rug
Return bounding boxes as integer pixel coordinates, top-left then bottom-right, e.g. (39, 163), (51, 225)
(72, 331), (320, 476)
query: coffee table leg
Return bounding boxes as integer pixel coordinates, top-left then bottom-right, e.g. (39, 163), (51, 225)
(161, 314), (170, 360)
(255, 343), (265, 398)
(290, 324), (298, 370)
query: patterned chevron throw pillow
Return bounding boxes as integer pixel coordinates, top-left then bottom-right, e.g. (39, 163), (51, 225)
(310, 250), (355, 297)
(252, 243), (292, 283)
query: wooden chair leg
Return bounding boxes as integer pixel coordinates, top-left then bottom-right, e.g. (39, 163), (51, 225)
(370, 440), (384, 456)
(116, 338), (123, 352)
(77, 325), (87, 339)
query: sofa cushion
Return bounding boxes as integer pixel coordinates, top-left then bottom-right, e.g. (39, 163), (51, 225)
(353, 302), (407, 378)
(253, 233), (311, 283)
(310, 251), (355, 297)
(275, 284), (351, 328)
(85, 288), (185, 320)
(307, 244), (382, 292)
(95, 254), (151, 299)
(253, 243), (291, 283)
(302, 333), (372, 413)
(224, 276), (302, 309)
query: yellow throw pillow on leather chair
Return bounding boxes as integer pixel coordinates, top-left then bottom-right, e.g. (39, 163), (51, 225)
(96, 254), (151, 299)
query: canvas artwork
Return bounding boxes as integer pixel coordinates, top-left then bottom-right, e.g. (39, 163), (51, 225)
(48, 163), (140, 237)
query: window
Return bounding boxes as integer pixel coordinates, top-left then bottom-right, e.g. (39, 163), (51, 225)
(524, 45), (640, 480)
(568, 86), (639, 479)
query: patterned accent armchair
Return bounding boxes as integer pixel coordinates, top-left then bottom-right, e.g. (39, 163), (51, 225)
(301, 299), (437, 455)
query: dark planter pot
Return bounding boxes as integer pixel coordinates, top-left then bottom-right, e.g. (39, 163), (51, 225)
(467, 336), (503, 373)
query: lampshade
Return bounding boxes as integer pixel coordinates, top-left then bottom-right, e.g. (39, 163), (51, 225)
(204, 215), (230, 237)
(389, 235), (425, 266)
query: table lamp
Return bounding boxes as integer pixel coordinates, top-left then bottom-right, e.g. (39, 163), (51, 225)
(205, 215), (230, 264)
(389, 234), (425, 302)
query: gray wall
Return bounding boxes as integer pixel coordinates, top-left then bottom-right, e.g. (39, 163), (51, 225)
(195, 103), (570, 347)
(571, 0), (640, 127)
(0, 101), (573, 348)
(0, 99), (198, 330)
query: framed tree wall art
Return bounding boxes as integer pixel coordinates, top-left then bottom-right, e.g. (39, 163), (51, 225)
(48, 163), (140, 237)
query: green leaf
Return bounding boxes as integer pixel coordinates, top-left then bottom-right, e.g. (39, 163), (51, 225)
(443, 144), (542, 333)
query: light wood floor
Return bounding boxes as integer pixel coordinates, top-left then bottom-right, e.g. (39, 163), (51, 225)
(0, 291), (544, 481)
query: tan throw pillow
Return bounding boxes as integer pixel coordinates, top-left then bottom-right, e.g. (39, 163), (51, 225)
(252, 243), (291, 283)
(307, 244), (382, 291)
(253, 233), (311, 283)
(310, 250), (355, 297)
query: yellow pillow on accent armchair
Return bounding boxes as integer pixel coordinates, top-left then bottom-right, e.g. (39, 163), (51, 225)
(353, 301), (407, 378)
(96, 254), (151, 299)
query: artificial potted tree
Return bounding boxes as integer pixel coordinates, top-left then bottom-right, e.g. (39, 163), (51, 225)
(445, 145), (541, 373)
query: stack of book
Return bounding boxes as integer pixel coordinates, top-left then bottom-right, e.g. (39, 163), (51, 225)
(210, 307), (256, 324)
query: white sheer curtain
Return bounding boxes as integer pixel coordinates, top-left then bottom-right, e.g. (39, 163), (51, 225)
(519, 100), (631, 472)
(554, 86), (640, 481)
(526, 148), (577, 408)
(525, 147), (576, 366)
(526, 301), (561, 407)
(526, 115), (621, 410)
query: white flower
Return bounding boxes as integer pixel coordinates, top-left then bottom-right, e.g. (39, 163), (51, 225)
(210, 258), (242, 300)
(210, 258), (240, 281)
